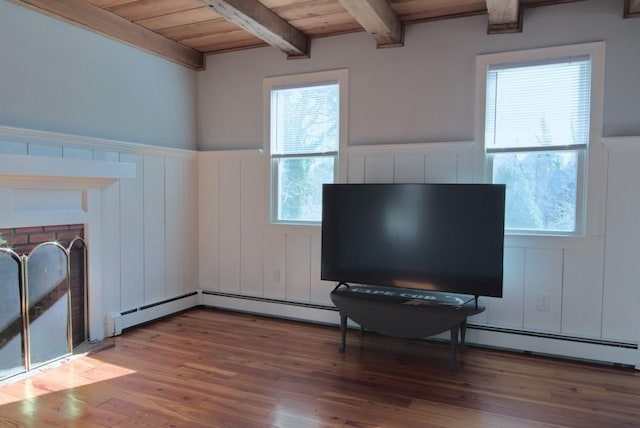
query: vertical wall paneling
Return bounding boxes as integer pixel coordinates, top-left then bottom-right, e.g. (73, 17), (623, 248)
(346, 153), (365, 183)
(85, 188), (105, 340)
(92, 150), (120, 162)
(197, 139), (639, 366)
(63, 146), (93, 160)
(218, 160), (242, 293)
(310, 234), (332, 305)
(164, 157), (185, 296)
(456, 149), (474, 183)
(240, 157), (266, 296)
(347, 142), (473, 185)
(364, 154), (394, 183)
(101, 181), (121, 315)
(562, 244), (605, 338)
(143, 155), (166, 304)
(28, 143), (62, 157)
(198, 154), (221, 290)
(425, 152), (458, 183)
(119, 153), (145, 309)
(602, 139), (640, 342)
(393, 153), (425, 183)
(523, 248), (563, 332)
(184, 157), (199, 293)
(285, 234), (312, 302)
(263, 231), (286, 299)
(0, 141), (27, 154)
(485, 247), (525, 328)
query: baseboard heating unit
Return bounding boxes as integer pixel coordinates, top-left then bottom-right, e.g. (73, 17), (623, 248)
(108, 291), (199, 335)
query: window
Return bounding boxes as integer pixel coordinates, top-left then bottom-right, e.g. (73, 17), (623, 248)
(477, 43), (605, 236)
(265, 70), (347, 224)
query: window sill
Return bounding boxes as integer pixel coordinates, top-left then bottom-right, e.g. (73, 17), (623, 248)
(266, 222), (322, 236)
(504, 234), (601, 250)
(264, 225), (601, 249)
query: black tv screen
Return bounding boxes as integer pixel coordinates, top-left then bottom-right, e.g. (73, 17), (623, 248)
(321, 183), (506, 297)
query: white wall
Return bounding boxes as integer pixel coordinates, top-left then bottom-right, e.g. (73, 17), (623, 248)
(0, 0), (197, 150)
(197, 0), (640, 150)
(197, 1), (640, 366)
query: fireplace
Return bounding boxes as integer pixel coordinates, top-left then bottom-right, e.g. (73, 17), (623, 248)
(0, 147), (137, 383)
(0, 224), (87, 347)
(0, 225), (88, 381)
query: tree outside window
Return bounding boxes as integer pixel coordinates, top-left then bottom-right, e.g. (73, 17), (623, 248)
(266, 70), (347, 224)
(484, 57), (591, 234)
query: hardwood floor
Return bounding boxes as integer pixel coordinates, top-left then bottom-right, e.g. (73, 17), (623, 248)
(0, 307), (638, 427)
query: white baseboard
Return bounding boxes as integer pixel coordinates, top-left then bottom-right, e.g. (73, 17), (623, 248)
(199, 289), (639, 369)
(105, 289), (639, 369)
(109, 292), (200, 335)
(464, 328), (638, 368)
(200, 291), (341, 326)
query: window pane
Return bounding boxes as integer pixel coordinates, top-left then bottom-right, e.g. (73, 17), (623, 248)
(492, 151), (578, 232)
(271, 83), (339, 155)
(486, 59), (590, 150)
(277, 156), (335, 222)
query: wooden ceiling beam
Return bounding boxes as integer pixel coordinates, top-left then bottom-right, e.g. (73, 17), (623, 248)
(338, 0), (404, 48)
(8, 0), (204, 70)
(624, 0), (640, 18)
(197, 0), (309, 58)
(486, 0), (523, 34)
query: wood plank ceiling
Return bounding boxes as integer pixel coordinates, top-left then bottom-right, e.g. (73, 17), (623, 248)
(9, 0), (640, 70)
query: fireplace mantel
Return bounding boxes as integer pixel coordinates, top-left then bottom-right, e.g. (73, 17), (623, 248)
(0, 151), (136, 343)
(0, 153), (135, 186)
(0, 125), (198, 343)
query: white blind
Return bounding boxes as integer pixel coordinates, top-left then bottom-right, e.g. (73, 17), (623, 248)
(485, 56), (591, 153)
(271, 83), (339, 156)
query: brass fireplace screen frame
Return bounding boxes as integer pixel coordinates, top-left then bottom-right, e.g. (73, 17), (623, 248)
(0, 238), (88, 381)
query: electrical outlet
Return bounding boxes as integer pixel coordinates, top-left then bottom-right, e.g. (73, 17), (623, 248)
(273, 269), (281, 284)
(536, 293), (550, 312)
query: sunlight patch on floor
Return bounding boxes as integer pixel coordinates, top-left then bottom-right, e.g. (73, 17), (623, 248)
(0, 356), (136, 406)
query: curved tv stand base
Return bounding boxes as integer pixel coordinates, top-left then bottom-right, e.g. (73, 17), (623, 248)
(330, 286), (486, 370)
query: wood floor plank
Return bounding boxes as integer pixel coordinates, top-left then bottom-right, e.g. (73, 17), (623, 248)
(0, 307), (638, 427)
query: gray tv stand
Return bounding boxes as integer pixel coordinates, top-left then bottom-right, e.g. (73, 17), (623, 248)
(330, 284), (485, 370)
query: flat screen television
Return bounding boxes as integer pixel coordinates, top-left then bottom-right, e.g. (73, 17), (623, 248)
(321, 183), (506, 298)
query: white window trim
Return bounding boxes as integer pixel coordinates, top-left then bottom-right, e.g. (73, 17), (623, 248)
(474, 42), (606, 239)
(263, 69), (349, 227)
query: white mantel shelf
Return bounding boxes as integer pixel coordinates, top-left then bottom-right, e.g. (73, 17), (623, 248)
(0, 153), (136, 184)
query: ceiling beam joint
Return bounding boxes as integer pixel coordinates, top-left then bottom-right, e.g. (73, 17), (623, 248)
(338, 0), (404, 48)
(624, 0), (640, 18)
(198, 0), (309, 58)
(486, 0), (523, 34)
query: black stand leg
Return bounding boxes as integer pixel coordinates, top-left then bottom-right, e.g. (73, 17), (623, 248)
(339, 313), (347, 353)
(460, 319), (467, 349)
(450, 325), (460, 371)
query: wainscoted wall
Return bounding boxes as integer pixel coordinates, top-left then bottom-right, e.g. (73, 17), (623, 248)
(199, 139), (640, 368)
(601, 137), (640, 345)
(2, 125), (637, 366)
(0, 126), (199, 338)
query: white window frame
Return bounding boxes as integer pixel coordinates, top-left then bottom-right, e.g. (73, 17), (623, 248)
(475, 42), (605, 238)
(263, 69), (348, 226)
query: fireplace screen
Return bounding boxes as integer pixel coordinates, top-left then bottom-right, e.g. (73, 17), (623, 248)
(0, 249), (24, 380)
(26, 243), (71, 369)
(0, 235), (87, 382)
